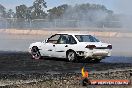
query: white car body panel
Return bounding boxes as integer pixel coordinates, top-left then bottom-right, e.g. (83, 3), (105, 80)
(29, 33), (112, 60)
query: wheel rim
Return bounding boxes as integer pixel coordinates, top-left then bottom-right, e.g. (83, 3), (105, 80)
(31, 48), (41, 59)
(68, 52), (75, 61)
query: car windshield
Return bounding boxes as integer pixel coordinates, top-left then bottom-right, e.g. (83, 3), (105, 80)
(75, 35), (100, 42)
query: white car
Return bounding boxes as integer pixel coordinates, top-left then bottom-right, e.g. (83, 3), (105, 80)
(28, 33), (112, 62)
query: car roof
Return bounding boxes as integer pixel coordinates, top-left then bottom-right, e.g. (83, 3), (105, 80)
(56, 32), (90, 35)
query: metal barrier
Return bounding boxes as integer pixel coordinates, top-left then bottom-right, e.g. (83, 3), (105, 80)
(0, 18), (121, 29)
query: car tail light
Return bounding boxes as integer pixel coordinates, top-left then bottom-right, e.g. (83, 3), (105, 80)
(107, 45), (112, 49)
(85, 45), (96, 50)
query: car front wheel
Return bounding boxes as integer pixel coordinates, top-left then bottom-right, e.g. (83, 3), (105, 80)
(66, 51), (77, 62)
(31, 46), (41, 60)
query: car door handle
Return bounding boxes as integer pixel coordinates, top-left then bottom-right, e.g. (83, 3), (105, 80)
(53, 45), (55, 47)
(65, 45), (68, 47)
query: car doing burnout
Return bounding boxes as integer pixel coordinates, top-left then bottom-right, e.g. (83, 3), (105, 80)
(28, 33), (112, 62)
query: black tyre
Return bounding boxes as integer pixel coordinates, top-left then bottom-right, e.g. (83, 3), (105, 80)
(66, 51), (77, 62)
(92, 59), (102, 63)
(31, 46), (41, 60)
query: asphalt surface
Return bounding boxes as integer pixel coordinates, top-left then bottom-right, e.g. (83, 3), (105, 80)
(0, 51), (132, 75)
(0, 51), (132, 87)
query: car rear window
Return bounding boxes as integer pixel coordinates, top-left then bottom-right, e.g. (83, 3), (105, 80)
(75, 35), (100, 42)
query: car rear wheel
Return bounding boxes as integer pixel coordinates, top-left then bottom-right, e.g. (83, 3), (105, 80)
(92, 59), (102, 63)
(31, 46), (41, 60)
(67, 51), (77, 62)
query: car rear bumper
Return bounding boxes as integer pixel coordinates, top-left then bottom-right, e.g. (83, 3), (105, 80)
(76, 49), (111, 59)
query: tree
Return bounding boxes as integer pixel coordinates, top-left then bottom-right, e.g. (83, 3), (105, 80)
(31, 0), (47, 19)
(0, 4), (6, 18)
(6, 9), (15, 18)
(47, 4), (69, 19)
(15, 0), (47, 20)
(16, 5), (28, 19)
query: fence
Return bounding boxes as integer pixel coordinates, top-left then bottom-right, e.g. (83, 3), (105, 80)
(0, 18), (121, 30)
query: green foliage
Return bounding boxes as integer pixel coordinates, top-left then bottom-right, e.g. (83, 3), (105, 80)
(15, 0), (47, 20)
(31, 0), (47, 19)
(6, 9), (15, 18)
(0, 4), (6, 18)
(16, 5), (28, 19)
(47, 3), (114, 22)
(0, 2), (121, 28)
(1, 1), (115, 23)
(47, 4), (69, 19)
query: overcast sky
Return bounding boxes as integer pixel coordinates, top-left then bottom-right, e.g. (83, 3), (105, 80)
(0, 0), (130, 14)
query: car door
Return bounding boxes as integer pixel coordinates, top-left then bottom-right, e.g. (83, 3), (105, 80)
(41, 34), (61, 57)
(55, 35), (77, 58)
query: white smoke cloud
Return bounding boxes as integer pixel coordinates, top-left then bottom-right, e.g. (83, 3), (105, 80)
(114, 0), (132, 29)
(115, 0), (132, 15)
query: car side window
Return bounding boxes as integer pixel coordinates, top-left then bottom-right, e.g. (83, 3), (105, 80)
(68, 35), (77, 44)
(46, 34), (61, 44)
(57, 35), (69, 44)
